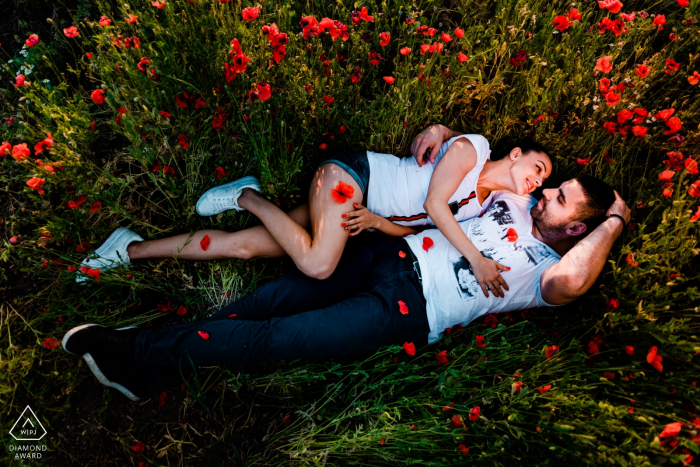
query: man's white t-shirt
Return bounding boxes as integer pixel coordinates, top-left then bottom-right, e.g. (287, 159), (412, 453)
(404, 191), (561, 343)
(366, 134), (492, 227)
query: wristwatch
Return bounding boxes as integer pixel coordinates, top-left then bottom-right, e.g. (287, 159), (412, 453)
(607, 213), (627, 229)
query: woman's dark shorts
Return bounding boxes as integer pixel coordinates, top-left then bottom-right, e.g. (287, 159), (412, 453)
(318, 150), (370, 199)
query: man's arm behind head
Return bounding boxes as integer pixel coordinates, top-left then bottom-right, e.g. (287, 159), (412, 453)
(540, 191), (631, 305)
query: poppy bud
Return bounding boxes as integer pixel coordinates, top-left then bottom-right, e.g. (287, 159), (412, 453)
(46, 18), (54, 24)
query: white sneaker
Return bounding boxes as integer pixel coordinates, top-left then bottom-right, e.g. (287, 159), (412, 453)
(76, 227), (144, 283)
(195, 175), (261, 216)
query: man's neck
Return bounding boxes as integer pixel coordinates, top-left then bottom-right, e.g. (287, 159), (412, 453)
(531, 222), (576, 256)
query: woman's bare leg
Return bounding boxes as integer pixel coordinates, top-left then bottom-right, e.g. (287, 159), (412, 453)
(127, 204), (310, 261)
(236, 163), (362, 280)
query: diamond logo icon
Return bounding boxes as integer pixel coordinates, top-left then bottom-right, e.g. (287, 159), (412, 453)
(9, 406), (47, 441)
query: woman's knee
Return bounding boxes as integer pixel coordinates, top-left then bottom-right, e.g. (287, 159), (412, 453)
(297, 258), (338, 280)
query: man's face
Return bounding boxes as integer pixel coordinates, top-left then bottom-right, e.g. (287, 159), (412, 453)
(530, 179), (588, 238)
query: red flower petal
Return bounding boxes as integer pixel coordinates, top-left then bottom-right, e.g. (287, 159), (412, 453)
(468, 406), (481, 421)
(158, 390), (168, 406)
(200, 235), (210, 251)
(435, 350), (449, 365)
(506, 228), (518, 242)
(176, 305), (187, 316)
(537, 384), (552, 394)
(132, 441), (145, 456)
(475, 335), (486, 347)
(42, 337), (59, 350)
(398, 300), (409, 315)
(659, 422), (682, 438)
(198, 330), (210, 340)
(403, 341), (416, 356)
(422, 237), (434, 251)
(398, 251), (406, 258)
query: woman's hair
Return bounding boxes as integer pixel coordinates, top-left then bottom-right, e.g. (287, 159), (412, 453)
(490, 137), (551, 161)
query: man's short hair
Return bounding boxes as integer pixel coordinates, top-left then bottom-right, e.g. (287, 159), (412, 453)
(491, 137), (551, 160)
(574, 175), (616, 233)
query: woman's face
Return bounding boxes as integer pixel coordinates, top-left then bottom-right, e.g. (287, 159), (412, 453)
(509, 149), (552, 195)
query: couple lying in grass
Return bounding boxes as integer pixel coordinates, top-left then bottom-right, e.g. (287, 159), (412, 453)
(63, 124), (630, 401)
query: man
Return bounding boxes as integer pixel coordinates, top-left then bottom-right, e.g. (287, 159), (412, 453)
(62, 176), (629, 401)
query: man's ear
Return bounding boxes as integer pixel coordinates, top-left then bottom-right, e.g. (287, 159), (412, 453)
(565, 222), (587, 237)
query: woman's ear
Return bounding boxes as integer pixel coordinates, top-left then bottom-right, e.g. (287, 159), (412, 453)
(509, 147), (522, 161)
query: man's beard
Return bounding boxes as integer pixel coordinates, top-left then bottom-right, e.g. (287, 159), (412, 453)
(531, 199), (568, 241)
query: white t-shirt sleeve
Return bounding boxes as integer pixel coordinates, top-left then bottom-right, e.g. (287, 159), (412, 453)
(434, 134), (491, 166)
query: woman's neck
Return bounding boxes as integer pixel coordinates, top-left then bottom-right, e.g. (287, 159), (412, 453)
(476, 159), (512, 193)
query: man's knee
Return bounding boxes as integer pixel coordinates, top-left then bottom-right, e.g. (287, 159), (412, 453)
(229, 242), (257, 260)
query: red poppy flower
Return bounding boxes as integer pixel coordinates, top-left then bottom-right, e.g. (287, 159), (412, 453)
(545, 345), (559, 359)
(198, 330), (210, 340)
(0, 141), (11, 156)
(632, 126), (647, 137)
(664, 117), (682, 135)
(379, 32), (390, 46)
(125, 14), (138, 23)
(63, 26), (79, 38)
(623, 345), (635, 355)
(400, 47), (412, 55)
(616, 109), (632, 124)
(212, 107), (227, 132)
(506, 228), (518, 242)
(75, 241), (92, 253)
(458, 444), (469, 455)
(331, 181), (354, 203)
(659, 422), (682, 439)
(43, 337), (59, 350)
(136, 57), (152, 72)
(626, 253), (638, 267)
(25, 177), (46, 194)
(256, 82), (272, 101)
(458, 53), (469, 63)
(162, 165), (175, 176)
(26, 34), (39, 47)
(398, 300), (409, 315)
(398, 251), (406, 258)
(14, 75), (29, 87)
(442, 31), (452, 42)
(566, 8), (581, 20)
(665, 58), (680, 74)
(200, 235), (210, 251)
(368, 52), (382, 65)
(358, 7), (374, 22)
(605, 91), (621, 107)
(158, 301), (174, 312)
(87, 268), (101, 282)
(175, 92), (191, 108)
(450, 414), (462, 428)
(176, 305), (187, 316)
(678, 0), (688, 5)
(225, 62), (238, 81)
(241, 7), (259, 21)
(418, 237), (433, 252)
(686, 158), (698, 174)
(9, 236), (18, 244)
(603, 122), (618, 135)
(598, 0), (623, 13)
(68, 195), (88, 209)
(99, 15), (111, 26)
(403, 341), (416, 356)
(435, 350), (449, 365)
(382, 76), (395, 85)
(157, 390), (168, 407)
(509, 49), (527, 66)
(468, 406), (480, 421)
(553, 16), (570, 32)
(647, 346), (663, 372)
(319, 143), (328, 150)
(177, 134), (189, 149)
(602, 372), (616, 380)
(690, 181), (700, 198)
(587, 341), (600, 355)
(596, 55), (613, 73)
(323, 95), (334, 106)
(159, 111), (170, 118)
(132, 441), (145, 456)
(690, 206), (700, 221)
(597, 78), (610, 93)
(454, 28), (464, 37)
(214, 166), (226, 181)
(653, 14), (666, 30)
(89, 202), (102, 212)
(475, 335), (486, 348)
(689, 72), (700, 85)
(633, 64), (650, 79)
(662, 188), (673, 198)
(32, 134), (53, 157)
(654, 109), (675, 122)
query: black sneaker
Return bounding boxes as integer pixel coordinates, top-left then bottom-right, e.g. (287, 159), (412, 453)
(83, 352), (151, 401)
(62, 324), (142, 360)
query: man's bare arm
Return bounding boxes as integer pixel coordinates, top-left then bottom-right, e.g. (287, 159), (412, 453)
(540, 191), (631, 305)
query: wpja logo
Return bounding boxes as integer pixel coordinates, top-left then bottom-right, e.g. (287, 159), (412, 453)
(8, 406), (47, 460)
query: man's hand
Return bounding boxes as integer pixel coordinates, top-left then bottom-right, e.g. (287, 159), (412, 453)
(411, 124), (448, 166)
(606, 190), (631, 228)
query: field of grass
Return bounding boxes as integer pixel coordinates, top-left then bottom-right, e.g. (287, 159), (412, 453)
(1, 0), (699, 465)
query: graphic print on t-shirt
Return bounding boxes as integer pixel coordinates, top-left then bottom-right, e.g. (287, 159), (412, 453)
(514, 244), (553, 266)
(451, 249), (499, 300)
(488, 201), (515, 226)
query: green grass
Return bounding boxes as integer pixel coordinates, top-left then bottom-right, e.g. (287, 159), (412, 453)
(1, 0), (699, 465)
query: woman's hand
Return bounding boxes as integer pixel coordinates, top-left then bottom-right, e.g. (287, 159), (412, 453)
(342, 203), (382, 236)
(411, 124), (449, 167)
(471, 256), (511, 298)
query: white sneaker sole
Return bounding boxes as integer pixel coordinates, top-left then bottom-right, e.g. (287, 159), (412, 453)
(195, 175), (261, 216)
(62, 324), (139, 356)
(83, 353), (141, 401)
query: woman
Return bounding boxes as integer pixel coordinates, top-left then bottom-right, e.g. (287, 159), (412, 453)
(79, 124), (551, 297)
